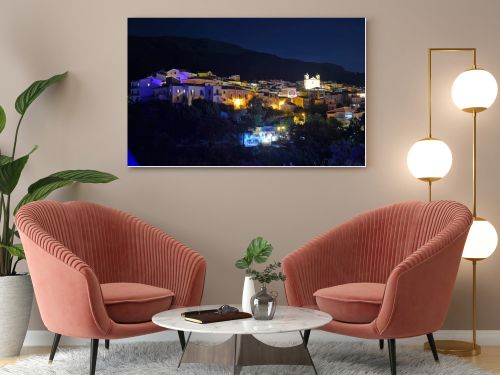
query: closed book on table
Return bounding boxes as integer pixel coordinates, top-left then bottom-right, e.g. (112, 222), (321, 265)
(183, 311), (252, 324)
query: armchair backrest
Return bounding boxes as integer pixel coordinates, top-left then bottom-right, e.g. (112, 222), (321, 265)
(347, 200), (469, 284)
(342, 201), (422, 284)
(16, 200), (132, 284)
(283, 200), (472, 308)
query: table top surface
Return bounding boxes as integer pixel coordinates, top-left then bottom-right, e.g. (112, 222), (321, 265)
(152, 305), (332, 335)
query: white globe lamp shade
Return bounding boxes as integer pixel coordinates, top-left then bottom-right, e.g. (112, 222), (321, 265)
(407, 138), (453, 181)
(462, 218), (498, 259)
(452, 69), (498, 113)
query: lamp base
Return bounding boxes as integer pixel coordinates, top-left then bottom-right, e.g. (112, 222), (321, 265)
(423, 340), (481, 357)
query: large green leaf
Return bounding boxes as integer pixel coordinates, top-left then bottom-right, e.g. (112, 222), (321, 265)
(28, 170), (117, 193)
(50, 169), (117, 183)
(0, 147), (37, 194)
(0, 105), (5, 134)
(235, 258), (250, 269)
(14, 169), (117, 213)
(245, 237), (273, 264)
(16, 180), (73, 212)
(15, 72), (67, 115)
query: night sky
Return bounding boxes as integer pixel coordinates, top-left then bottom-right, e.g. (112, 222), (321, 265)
(128, 18), (365, 73)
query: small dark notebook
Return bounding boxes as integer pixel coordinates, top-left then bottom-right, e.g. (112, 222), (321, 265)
(183, 311), (252, 324)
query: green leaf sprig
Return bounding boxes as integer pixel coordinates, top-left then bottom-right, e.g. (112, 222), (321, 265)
(248, 261), (286, 285)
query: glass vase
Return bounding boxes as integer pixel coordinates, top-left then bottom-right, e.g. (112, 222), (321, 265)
(250, 285), (278, 320)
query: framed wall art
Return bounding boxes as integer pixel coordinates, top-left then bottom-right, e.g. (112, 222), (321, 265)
(128, 18), (366, 167)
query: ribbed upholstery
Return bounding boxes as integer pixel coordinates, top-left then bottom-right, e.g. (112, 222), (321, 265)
(15, 200), (206, 339)
(283, 200), (472, 339)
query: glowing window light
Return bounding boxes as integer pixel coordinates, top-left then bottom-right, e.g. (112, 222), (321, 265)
(233, 98), (243, 109)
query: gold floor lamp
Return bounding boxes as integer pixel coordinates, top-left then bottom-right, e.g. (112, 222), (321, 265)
(407, 48), (498, 356)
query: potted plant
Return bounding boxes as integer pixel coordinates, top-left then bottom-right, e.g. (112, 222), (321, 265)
(235, 237), (286, 317)
(0, 72), (117, 358)
(235, 237), (273, 313)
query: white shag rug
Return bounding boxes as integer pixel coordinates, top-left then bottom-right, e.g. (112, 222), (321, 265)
(0, 341), (494, 374)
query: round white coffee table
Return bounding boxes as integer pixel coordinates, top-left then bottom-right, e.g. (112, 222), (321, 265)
(153, 305), (331, 374)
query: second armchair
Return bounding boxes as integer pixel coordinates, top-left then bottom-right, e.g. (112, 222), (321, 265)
(283, 200), (472, 375)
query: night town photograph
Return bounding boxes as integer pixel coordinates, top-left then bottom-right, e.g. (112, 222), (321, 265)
(128, 18), (366, 166)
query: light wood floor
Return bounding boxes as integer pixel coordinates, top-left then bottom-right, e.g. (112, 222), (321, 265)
(2, 345), (500, 372)
(463, 346), (500, 373)
(0, 346), (53, 367)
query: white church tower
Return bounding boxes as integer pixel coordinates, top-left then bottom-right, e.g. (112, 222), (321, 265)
(304, 73), (321, 90)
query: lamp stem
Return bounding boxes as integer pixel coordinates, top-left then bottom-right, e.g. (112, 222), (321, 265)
(472, 259), (478, 349)
(427, 48), (477, 138)
(428, 180), (432, 202)
(428, 49), (432, 138)
(472, 111), (477, 217)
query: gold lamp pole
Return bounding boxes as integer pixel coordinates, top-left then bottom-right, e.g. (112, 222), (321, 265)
(420, 48), (498, 357)
(407, 49), (453, 200)
(462, 107), (481, 356)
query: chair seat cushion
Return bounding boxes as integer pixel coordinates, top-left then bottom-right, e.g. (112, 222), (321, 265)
(313, 283), (385, 324)
(101, 283), (174, 324)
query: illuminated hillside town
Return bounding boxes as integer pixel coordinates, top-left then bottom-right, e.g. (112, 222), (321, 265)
(129, 68), (365, 150)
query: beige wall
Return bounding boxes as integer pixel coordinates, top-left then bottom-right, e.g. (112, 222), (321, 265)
(1, 0), (500, 331)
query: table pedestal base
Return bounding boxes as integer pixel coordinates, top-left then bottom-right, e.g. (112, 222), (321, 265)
(178, 332), (317, 374)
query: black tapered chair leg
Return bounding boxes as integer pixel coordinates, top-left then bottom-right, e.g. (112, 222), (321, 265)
(177, 330), (186, 350)
(303, 329), (311, 347)
(388, 339), (396, 375)
(48, 333), (62, 363)
(90, 339), (99, 375)
(379, 339), (384, 350)
(105, 339), (110, 350)
(426, 333), (439, 362)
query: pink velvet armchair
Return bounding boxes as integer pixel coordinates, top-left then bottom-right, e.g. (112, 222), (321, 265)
(283, 200), (472, 375)
(16, 200), (206, 375)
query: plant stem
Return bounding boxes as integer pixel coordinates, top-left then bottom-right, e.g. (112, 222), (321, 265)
(10, 223), (16, 241)
(11, 258), (21, 275)
(2, 113), (24, 276)
(2, 194), (11, 273)
(0, 194), (5, 275)
(11, 114), (24, 159)
(0, 253), (3, 277)
(9, 221), (18, 272)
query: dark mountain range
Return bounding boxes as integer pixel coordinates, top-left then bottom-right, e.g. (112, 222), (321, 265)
(128, 35), (364, 86)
